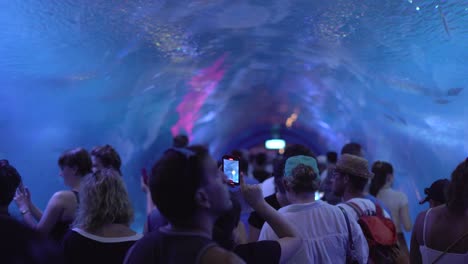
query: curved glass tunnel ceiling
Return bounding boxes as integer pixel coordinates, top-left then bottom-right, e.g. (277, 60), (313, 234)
(1, 0), (467, 231)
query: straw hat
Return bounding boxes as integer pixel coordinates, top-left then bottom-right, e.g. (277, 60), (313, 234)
(335, 154), (374, 179)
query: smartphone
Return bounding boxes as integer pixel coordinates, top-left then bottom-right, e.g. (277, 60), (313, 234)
(222, 155), (240, 185)
(141, 168), (149, 185)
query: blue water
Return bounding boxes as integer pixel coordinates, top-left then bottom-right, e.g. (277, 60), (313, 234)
(1, 0), (468, 238)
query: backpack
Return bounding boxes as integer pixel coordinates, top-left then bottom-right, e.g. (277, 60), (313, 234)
(346, 201), (400, 264)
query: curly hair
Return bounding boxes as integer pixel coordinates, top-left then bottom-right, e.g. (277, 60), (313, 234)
(73, 169), (134, 231)
(286, 164), (320, 194)
(274, 144), (315, 194)
(447, 158), (468, 214)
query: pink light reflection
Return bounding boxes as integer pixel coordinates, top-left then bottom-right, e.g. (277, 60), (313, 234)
(171, 54), (228, 139)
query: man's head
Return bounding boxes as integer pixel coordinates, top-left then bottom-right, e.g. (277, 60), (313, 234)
(255, 153), (268, 167)
(326, 151), (338, 165)
(419, 179), (450, 208)
(332, 154), (373, 198)
(150, 146), (232, 227)
(274, 144), (315, 194)
(341, 142), (363, 157)
(172, 134), (189, 148)
(90, 145), (122, 173)
(0, 160), (21, 208)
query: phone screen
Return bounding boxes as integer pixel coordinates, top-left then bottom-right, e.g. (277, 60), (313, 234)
(223, 157), (240, 185)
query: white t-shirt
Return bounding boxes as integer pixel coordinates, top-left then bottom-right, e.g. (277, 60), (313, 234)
(261, 177), (275, 197)
(259, 200), (369, 264)
(338, 198), (391, 221)
(377, 187), (408, 232)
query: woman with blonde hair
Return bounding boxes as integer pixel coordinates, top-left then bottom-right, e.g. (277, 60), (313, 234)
(63, 169), (142, 264)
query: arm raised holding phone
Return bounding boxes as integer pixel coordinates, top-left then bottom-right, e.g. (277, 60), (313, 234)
(240, 173), (301, 263)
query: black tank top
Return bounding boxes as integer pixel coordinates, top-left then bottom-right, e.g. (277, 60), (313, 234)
(125, 227), (217, 264)
(49, 190), (79, 242)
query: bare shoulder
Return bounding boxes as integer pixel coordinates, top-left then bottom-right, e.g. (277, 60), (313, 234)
(200, 246), (245, 264)
(414, 210), (427, 227)
(413, 210), (428, 244)
(50, 190), (76, 205)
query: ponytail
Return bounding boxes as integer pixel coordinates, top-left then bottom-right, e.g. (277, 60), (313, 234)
(370, 161), (393, 197)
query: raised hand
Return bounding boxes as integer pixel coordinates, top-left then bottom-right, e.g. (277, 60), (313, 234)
(240, 172), (265, 209)
(14, 183), (31, 211)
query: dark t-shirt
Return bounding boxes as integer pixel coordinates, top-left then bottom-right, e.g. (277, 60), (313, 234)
(234, 240), (281, 264)
(63, 229), (140, 264)
(124, 227), (217, 264)
(248, 194), (281, 229)
(0, 215), (63, 264)
(253, 169), (271, 183)
(147, 208), (168, 233)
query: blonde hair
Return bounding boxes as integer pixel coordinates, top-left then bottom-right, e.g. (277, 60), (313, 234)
(74, 169), (134, 231)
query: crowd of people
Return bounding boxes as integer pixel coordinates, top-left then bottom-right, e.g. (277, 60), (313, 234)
(0, 138), (467, 263)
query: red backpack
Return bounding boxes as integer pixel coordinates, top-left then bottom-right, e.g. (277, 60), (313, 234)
(346, 201), (400, 264)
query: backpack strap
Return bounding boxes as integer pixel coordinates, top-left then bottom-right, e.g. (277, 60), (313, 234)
(374, 203), (384, 217)
(432, 231), (468, 264)
(338, 206), (355, 251)
(347, 201), (364, 217)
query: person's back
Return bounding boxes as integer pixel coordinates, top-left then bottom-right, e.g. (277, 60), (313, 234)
(0, 215), (63, 264)
(411, 159), (468, 264)
(125, 226), (223, 264)
(417, 205), (468, 263)
(261, 200), (368, 263)
(260, 156), (368, 263)
(370, 161), (410, 234)
(338, 197), (391, 221)
(376, 187), (409, 231)
(64, 227), (141, 264)
(63, 169), (141, 264)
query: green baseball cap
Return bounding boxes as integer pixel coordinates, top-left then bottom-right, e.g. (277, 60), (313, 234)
(284, 155), (320, 179)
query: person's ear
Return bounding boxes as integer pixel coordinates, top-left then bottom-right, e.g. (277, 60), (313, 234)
(194, 188), (211, 209)
(72, 166), (79, 175)
(388, 173), (394, 183)
(343, 174), (350, 184)
(282, 179), (292, 193)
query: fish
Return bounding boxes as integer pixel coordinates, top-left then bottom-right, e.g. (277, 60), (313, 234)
(385, 77), (431, 96)
(383, 113), (396, 123)
(396, 116), (408, 126)
(434, 98), (451, 104)
(446, 87), (463, 96)
(438, 7), (451, 38)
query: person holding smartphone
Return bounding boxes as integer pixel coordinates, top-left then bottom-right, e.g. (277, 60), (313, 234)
(14, 148), (92, 242)
(213, 172), (302, 263)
